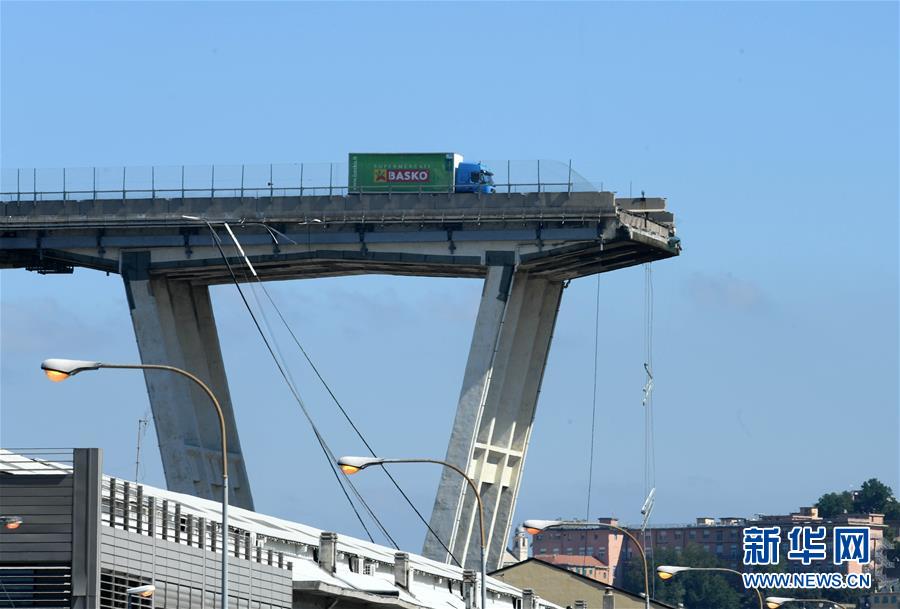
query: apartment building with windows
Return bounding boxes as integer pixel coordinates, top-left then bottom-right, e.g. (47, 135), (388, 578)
(528, 508), (886, 586)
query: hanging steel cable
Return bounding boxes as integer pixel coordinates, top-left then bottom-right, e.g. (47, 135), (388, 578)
(202, 222), (391, 545)
(642, 262), (658, 596)
(225, 221), (462, 565)
(224, 227), (403, 548)
(249, 274), (463, 566)
(582, 273), (602, 567)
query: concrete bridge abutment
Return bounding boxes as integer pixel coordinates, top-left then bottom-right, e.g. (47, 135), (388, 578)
(121, 251), (254, 510)
(424, 258), (563, 569)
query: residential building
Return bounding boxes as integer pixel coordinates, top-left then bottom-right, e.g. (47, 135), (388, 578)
(490, 557), (676, 609)
(528, 507), (887, 587)
(859, 585), (900, 608)
(532, 554), (610, 583)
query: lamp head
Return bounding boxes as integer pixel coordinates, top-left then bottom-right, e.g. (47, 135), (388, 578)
(126, 584), (156, 598)
(764, 597), (793, 609)
(1, 516), (23, 530)
(522, 519), (563, 535)
(337, 456), (384, 475)
(41, 359), (102, 382)
(656, 565), (690, 580)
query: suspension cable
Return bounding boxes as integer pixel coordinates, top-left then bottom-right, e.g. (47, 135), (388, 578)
(251, 274), (463, 566)
(204, 222), (392, 545)
(583, 273), (601, 567)
(642, 262), (657, 596)
(229, 221), (461, 564)
(222, 230), (401, 548)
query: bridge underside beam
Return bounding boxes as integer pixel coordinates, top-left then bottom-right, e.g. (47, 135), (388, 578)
(121, 251), (254, 509)
(424, 263), (563, 570)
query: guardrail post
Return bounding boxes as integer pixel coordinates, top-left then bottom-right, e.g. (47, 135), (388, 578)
(122, 481), (130, 531)
(108, 478), (116, 527)
(135, 485), (143, 534)
(147, 496), (155, 537)
(174, 503), (181, 543)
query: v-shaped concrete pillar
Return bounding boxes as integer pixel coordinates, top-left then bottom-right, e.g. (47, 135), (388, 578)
(121, 251), (254, 510)
(424, 261), (563, 570)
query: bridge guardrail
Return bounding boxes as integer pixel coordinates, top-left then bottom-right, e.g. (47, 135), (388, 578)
(1, 160), (602, 202)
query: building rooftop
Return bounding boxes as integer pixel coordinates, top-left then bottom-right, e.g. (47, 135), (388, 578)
(533, 554), (608, 568)
(0, 449), (562, 609)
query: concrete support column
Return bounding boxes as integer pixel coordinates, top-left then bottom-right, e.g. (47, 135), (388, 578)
(424, 260), (563, 570)
(121, 251), (254, 510)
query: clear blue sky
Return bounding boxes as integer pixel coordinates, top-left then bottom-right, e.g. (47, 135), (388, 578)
(1, 2), (897, 552)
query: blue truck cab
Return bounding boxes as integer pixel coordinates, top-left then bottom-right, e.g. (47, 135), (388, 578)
(455, 161), (495, 194)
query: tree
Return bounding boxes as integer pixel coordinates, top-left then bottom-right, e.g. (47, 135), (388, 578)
(816, 491), (854, 517)
(619, 544), (749, 609)
(854, 478), (896, 514)
(883, 499), (900, 522)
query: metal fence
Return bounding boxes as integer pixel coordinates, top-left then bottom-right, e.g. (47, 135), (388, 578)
(0, 448), (75, 474)
(101, 477), (295, 571)
(0, 160), (600, 202)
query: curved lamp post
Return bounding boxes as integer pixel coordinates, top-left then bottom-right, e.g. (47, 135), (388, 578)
(125, 584), (155, 609)
(657, 565), (763, 609)
(523, 519), (650, 609)
(338, 456), (487, 609)
(42, 358), (230, 609)
(765, 597), (845, 609)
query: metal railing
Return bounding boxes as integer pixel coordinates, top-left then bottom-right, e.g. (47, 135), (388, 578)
(0, 160), (601, 203)
(0, 448), (75, 474)
(101, 477), (295, 571)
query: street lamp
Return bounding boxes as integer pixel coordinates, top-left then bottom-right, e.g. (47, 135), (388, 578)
(41, 358), (231, 609)
(657, 565), (764, 609)
(523, 519), (651, 609)
(765, 597), (846, 609)
(337, 456), (488, 609)
(0, 516), (23, 530)
(125, 584), (155, 609)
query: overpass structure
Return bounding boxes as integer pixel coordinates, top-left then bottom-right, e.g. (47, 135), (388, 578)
(1, 169), (680, 572)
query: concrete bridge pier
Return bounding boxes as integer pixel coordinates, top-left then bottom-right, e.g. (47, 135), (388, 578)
(120, 251), (254, 510)
(424, 259), (563, 570)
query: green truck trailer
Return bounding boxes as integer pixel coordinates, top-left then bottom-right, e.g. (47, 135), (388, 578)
(348, 153), (494, 194)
